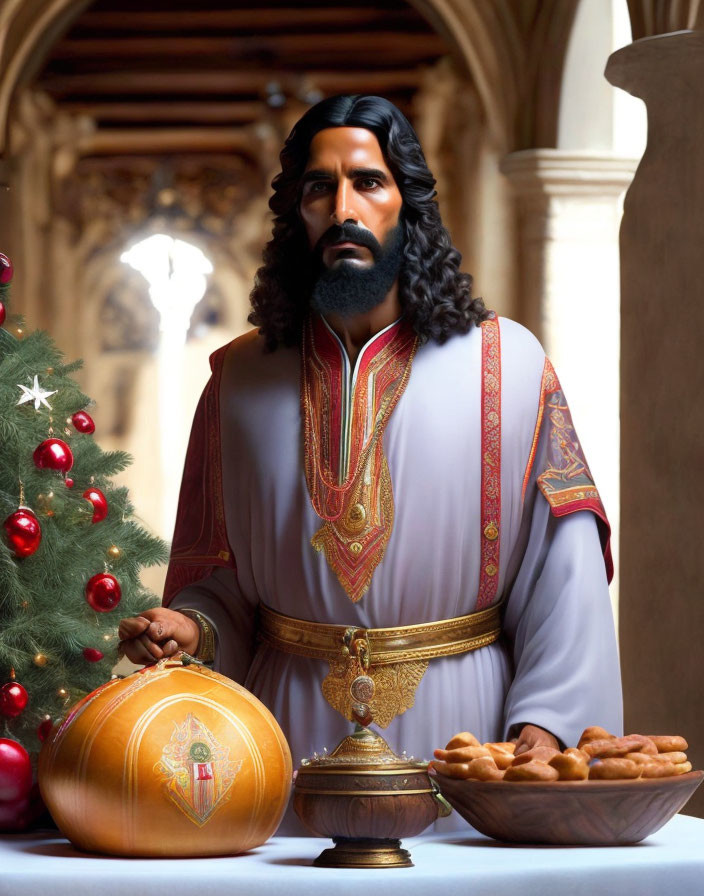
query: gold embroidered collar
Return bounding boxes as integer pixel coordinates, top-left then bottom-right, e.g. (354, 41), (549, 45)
(301, 313), (418, 602)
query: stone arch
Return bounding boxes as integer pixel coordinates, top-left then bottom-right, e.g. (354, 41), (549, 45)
(0, 0), (520, 157)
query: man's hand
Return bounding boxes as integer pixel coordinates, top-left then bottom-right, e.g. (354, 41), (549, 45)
(117, 608), (200, 665)
(513, 723), (560, 756)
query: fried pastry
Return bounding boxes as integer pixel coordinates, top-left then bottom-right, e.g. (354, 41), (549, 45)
(434, 744), (491, 763)
(504, 760), (559, 782)
(444, 731), (481, 750)
(578, 726), (615, 748)
(512, 745), (561, 766)
(647, 735), (689, 753)
(549, 750), (589, 780)
(640, 761), (678, 778)
(588, 758), (642, 780)
(484, 742), (516, 770)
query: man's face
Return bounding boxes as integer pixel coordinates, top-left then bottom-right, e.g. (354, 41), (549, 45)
(298, 127), (404, 315)
(299, 127), (403, 267)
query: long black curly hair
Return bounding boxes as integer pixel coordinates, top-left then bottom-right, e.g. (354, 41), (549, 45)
(248, 95), (491, 349)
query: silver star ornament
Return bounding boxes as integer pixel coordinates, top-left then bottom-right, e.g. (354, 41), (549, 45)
(17, 375), (58, 410)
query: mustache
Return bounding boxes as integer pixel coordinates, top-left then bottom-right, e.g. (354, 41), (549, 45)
(314, 222), (382, 259)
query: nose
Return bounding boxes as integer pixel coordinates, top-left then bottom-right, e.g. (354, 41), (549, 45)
(331, 179), (357, 225)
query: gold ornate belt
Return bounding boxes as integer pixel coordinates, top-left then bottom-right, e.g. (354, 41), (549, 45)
(258, 601), (502, 729)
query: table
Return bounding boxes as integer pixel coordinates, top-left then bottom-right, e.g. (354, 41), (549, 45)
(2, 813), (703, 896)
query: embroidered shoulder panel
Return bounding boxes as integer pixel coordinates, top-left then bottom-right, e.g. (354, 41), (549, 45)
(530, 358), (613, 582)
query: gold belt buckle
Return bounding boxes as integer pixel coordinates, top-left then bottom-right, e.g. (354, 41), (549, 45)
(321, 625), (429, 729)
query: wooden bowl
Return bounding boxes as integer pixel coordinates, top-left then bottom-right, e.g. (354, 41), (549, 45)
(434, 770), (703, 845)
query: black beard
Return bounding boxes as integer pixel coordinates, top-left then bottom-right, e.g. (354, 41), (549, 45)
(310, 223), (404, 318)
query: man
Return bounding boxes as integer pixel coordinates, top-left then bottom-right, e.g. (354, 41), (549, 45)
(119, 96), (622, 828)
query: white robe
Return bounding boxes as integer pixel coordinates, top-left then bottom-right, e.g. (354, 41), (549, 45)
(168, 316), (623, 833)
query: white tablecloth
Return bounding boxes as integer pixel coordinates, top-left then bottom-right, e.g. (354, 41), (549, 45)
(2, 814), (704, 896)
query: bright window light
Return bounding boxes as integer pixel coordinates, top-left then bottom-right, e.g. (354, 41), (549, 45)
(121, 233), (213, 333)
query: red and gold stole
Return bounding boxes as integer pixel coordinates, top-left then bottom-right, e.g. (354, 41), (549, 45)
(301, 314), (418, 602)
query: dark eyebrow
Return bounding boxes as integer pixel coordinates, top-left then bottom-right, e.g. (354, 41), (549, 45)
(348, 167), (390, 183)
(300, 167), (390, 186)
(300, 169), (332, 185)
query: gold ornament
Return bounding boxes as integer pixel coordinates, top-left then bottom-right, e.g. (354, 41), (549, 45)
(39, 660), (292, 857)
(322, 657), (429, 729)
(37, 491), (55, 517)
(46, 367), (54, 375)
(34, 653), (48, 667)
(107, 545), (122, 560)
(103, 633), (112, 642)
(57, 687), (69, 699)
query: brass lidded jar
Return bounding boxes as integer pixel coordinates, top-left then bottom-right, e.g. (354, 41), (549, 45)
(293, 725), (451, 867)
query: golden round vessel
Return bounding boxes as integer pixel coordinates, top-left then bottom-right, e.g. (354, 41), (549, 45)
(39, 657), (292, 856)
(293, 725), (450, 867)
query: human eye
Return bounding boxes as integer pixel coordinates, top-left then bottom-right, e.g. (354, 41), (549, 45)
(357, 177), (381, 191)
(306, 180), (331, 194)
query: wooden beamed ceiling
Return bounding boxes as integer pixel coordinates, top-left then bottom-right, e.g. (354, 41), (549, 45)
(34, 0), (451, 144)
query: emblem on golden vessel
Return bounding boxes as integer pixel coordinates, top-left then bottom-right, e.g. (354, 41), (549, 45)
(155, 712), (242, 826)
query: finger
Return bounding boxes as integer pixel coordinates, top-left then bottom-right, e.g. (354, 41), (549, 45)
(161, 639), (179, 657)
(514, 741), (530, 756)
(139, 633), (164, 660)
(117, 616), (151, 641)
(148, 619), (179, 642)
(120, 639), (156, 666)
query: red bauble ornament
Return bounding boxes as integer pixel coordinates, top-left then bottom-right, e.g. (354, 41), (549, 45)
(37, 717), (53, 742)
(0, 682), (28, 719)
(0, 794), (31, 830)
(3, 508), (42, 558)
(0, 301), (5, 326)
(82, 647), (104, 663)
(83, 487), (108, 523)
(0, 253), (13, 284)
(85, 572), (121, 612)
(33, 438), (74, 474)
(0, 783), (44, 832)
(0, 739), (31, 802)
(71, 410), (95, 434)
(65, 477), (74, 488)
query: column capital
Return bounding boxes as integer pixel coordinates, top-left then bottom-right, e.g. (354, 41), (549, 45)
(500, 149), (638, 198)
(606, 29), (704, 100)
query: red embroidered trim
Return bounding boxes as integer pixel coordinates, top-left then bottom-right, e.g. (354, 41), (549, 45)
(302, 315), (418, 602)
(522, 358), (559, 503)
(477, 317), (501, 610)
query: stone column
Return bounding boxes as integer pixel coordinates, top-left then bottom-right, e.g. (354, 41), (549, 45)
(501, 150), (637, 611)
(606, 30), (704, 816)
(0, 159), (15, 275)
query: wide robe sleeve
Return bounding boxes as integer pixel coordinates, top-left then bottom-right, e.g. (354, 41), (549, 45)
(162, 342), (257, 684)
(501, 358), (623, 747)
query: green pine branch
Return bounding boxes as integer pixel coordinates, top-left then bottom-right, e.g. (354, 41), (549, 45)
(0, 278), (168, 762)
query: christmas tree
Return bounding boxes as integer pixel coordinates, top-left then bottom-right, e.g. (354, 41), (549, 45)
(0, 253), (168, 829)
